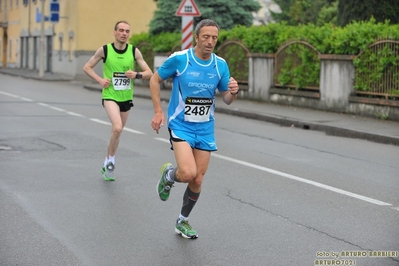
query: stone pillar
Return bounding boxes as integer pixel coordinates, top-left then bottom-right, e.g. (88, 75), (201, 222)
(319, 54), (355, 110)
(248, 53), (274, 101)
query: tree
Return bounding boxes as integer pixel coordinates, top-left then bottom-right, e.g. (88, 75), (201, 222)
(316, 1), (337, 26)
(333, 0), (399, 26)
(271, 0), (292, 23)
(272, 0), (336, 25)
(149, 0), (261, 35)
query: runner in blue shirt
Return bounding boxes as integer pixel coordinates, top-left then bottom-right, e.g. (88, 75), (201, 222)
(150, 19), (239, 239)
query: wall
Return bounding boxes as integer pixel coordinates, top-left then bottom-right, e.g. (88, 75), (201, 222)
(1, 0), (157, 78)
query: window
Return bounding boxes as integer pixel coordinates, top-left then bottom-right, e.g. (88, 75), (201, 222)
(15, 38), (19, 58)
(10, 0), (12, 9)
(23, 0), (28, 6)
(9, 39), (12, 59)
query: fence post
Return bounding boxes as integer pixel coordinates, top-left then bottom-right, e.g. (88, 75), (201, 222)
(319, 54), (355, 110)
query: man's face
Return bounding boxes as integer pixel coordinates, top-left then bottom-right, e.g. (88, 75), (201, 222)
(195, 26), (219, 54)
(114, 23), (130, 43)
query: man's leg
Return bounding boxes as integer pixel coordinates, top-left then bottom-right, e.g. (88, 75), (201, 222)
(157, 139), (197, 201)
(101, 101), (129, 180)
(174, 147), (211, 239)
(104, 101), (129, 157)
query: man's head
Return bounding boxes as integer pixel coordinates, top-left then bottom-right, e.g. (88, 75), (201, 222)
(195, 19), (220, 36)
(194, 19), (220, 59)
(113, 21), (130, 44)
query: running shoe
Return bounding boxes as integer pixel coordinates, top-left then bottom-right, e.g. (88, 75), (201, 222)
(157, 163), (174, 201)
(175, 219), (198, 239)
(101, 162), (115, 181)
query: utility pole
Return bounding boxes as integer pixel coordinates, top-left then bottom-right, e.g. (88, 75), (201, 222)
(39, 0), (45, 78)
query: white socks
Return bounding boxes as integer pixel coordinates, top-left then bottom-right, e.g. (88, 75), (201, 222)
(104, 155), (115, 167)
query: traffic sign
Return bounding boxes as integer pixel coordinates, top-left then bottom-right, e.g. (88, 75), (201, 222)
(50, 0), (59, 22)
(175, 0), (201, 17)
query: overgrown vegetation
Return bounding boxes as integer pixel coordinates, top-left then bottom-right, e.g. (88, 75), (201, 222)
(130, 18), (399, 95)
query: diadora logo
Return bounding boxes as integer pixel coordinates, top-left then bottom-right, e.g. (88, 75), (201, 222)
(190, 98), (213, 104)
(188, 82), (215, 89)
(113, 72), (126, 77)
(117, 57), (124, 59)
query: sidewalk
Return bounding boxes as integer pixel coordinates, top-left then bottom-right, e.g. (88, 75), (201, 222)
(1, 68), (398, 146)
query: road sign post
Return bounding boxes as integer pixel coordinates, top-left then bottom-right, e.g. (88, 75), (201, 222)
(50, 0), (60, 22)
(39, 0), (45, 78)
(39, 0), (59, 78)
(175, 0), (201, 50)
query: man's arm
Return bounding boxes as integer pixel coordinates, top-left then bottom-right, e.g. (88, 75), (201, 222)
(220, 77), (239, 105)
(133, 48), (153, 79)
(83, 47), (110, 88)
(150, 71), (165, 134)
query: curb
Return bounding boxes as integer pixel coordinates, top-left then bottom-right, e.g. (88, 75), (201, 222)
(84, 84), (399, 146)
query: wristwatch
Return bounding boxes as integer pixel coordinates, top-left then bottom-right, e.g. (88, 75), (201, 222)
(135, 72), (142, 79)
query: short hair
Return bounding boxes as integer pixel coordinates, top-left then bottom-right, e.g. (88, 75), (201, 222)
(114, 21), (130, 31)
(195, 19), (220, 36)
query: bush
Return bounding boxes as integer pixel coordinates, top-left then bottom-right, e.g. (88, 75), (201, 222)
(131, 18), (399, 55)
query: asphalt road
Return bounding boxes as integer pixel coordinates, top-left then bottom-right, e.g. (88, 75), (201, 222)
(1, 74), (398, 266)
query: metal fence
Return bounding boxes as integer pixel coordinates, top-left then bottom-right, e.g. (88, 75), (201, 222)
(274, 40), (320, 91)
(354, 40), (399, 99)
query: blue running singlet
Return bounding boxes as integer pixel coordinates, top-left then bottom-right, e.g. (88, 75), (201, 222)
(157, 48), (230, 135)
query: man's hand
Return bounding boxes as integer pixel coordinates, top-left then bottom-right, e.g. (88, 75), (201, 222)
(99, 78), (111, 89)
(125, 70), (135, 79)
(151, 112), (165, 134)
(228, 77), (239, 95)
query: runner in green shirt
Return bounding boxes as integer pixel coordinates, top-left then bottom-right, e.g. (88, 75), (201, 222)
(83, 20), (153, 181)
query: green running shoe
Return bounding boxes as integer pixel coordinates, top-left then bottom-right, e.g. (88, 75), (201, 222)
(175, 219), (198, 239)
(157, 163), (174, 201)
(101, 162), (115, 181)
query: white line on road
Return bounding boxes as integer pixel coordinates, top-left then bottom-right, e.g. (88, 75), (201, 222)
(37, 102), (50, 107)
(1, 90), (393, 208)
(20, 97), (33, 102)
(47, 106), (66, 112)
(89, 118), (111, 125)
(155, 137), (169, 143)
(153, 137), (392, 206)
(0, 91), (21, 99)
(66, 111), (85, 117)
(124, 128), (145, 134)
(211, 153), (392, 206)
(90, 118), (144, 134)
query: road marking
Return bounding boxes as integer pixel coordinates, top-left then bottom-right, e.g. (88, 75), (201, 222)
(89, 118), (111, 125)
(155, 137), (169, 143)
(1, 90), (393, 208)
(66, 111), (84, 117)
(37, 102), (49, 107)
(152, 137), (392, 206)
(212, 153), (392, 206)
(124, 128), (145, 134)
(391, 207), (399, 212)
(0, 91), (21, 98)
(48, 106), (66, 112)
(90, 118), (144, 134)
(20, 97), (33, 102)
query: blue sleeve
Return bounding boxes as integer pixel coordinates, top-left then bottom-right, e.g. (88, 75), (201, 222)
(217, 60), (230, 93)
(157, 53), (179, 80)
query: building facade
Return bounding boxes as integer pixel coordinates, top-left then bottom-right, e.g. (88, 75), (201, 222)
(0, 0), (156, 80)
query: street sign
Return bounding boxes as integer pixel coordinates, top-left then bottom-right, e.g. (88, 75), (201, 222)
(175, 0), (201, 49)
(175, 0), (201, 17)
(50, 0), (60, 22)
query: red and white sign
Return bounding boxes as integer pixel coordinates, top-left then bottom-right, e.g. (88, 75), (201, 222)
(176, 0), (201, 49)
(175, 0), (201, 17)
